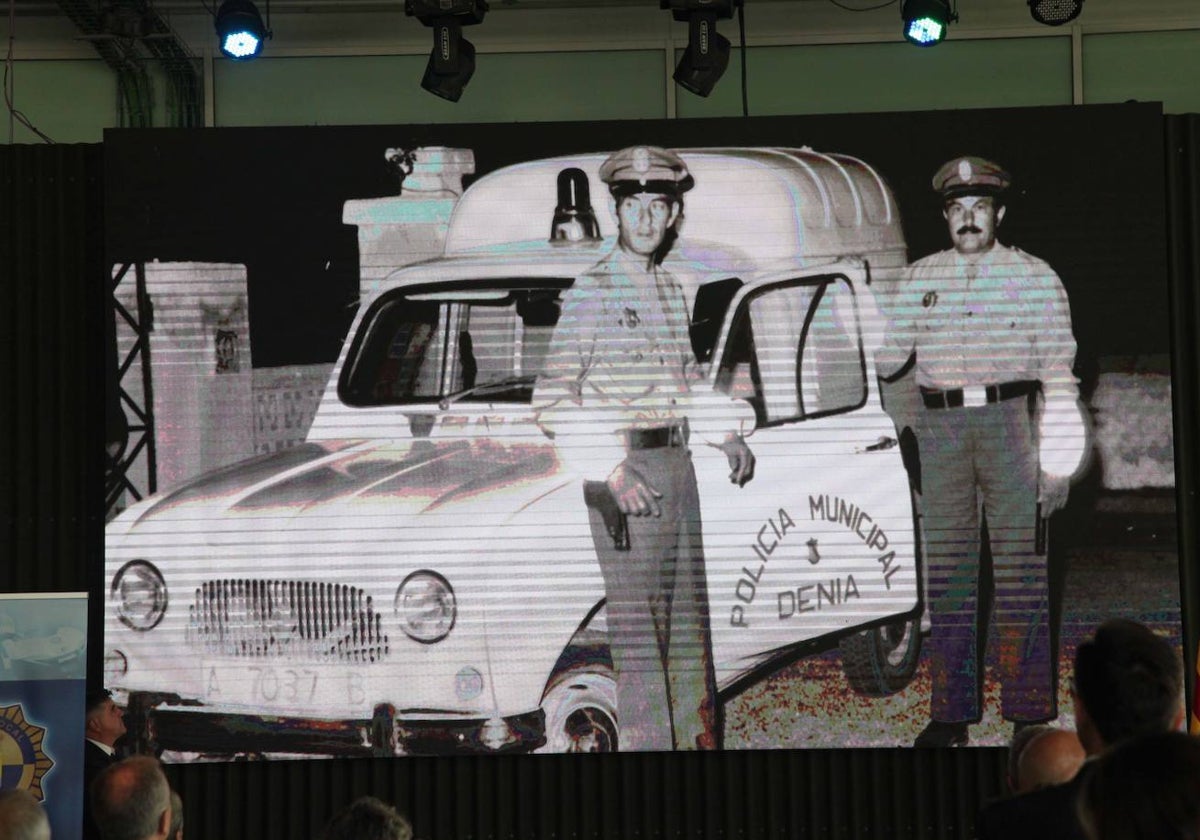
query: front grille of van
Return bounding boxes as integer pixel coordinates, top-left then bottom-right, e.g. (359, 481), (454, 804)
(188, 580), (389, 663)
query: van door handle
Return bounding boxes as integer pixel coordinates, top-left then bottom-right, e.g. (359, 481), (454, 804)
(858, 436), (898, 453)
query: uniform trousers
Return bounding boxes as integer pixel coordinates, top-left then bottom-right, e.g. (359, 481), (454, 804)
(585, 443), (720, 751)
(919, 396), (1054, 723)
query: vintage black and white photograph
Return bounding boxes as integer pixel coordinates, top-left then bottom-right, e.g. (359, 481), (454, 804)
(101, 102), (1181, 759)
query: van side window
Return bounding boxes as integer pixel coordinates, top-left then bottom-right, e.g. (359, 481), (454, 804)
(717, 276), (867, 427)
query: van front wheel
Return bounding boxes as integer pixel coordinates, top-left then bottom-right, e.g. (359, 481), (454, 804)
(536, 654), (619, 753)
(838, 616), (922, 697)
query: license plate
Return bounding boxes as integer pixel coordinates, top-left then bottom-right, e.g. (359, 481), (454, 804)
(201, 661), (369, 711)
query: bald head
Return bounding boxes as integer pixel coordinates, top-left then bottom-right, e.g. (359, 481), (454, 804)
(1008, 724), (1054, 791)
(91, 756), (172, 840)
(1016, 728), (1086, 793)
(0, 789), (51, 840)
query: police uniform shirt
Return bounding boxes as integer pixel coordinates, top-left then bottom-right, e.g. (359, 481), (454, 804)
(879, 242), (1079, 403)
(536, 246), (753, 478)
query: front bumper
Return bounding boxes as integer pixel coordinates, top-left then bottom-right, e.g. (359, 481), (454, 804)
(125, 692), (546, 757)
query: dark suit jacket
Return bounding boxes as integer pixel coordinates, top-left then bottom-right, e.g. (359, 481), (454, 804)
(83, 741), (118, 840)
(975, 769), (1089, 840)
(84, 740), (116, 780)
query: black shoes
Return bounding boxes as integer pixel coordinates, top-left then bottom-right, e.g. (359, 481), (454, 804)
(914, 720), (970, 747)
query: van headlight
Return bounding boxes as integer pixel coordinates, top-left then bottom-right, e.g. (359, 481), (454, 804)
(111, 561), (168, 631)
(395, 571), (456, 643)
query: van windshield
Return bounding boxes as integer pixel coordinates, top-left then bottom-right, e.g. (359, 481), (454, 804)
(339, 284), (568, 406)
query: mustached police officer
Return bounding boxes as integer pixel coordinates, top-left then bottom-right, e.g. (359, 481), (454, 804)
(877, 156), (1088, 748)
(535, 146), (756, 751)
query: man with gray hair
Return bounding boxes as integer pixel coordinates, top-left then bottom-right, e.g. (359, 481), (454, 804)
(91, 756), (172, 840)
(1006, 722), (1055, 793)
(0, 789), (51, 840)
(166, 790), (184, 840)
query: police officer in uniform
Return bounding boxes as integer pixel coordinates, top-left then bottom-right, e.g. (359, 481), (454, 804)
(877, 157), (1087, 747)
(536, 146), (756, 751)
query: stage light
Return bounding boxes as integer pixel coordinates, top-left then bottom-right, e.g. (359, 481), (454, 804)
(901, 0), (955, 46)
(662, 0), (737, 98)
(1028, 0), (1083, 25)
(215, 0), (269, 60)
(405, 0), (487, 102)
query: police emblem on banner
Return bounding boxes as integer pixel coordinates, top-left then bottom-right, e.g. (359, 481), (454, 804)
(0, 704), (53, 799)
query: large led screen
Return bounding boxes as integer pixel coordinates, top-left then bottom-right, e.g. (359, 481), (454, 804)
(103, 104), (1182, 759)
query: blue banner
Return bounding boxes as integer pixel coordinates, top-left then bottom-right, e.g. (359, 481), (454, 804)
(0, 593), (88, 840)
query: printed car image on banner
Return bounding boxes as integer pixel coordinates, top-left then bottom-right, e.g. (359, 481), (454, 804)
(102, 104), (1182, 759)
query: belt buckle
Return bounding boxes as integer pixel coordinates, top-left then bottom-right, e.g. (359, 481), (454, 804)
(962, 387), (987, 408)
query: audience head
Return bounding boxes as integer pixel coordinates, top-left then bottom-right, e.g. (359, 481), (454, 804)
(1008, 723), (1055, 792)
(0, 789), (51, 840)
(1077, 731), (1200, 840)
(167, 790), (183, 840)
(323, 797), (412, 840)
(91, 755), (172, 840)
(1071, 618), (1183, 754)
(1015, 728), (1085, 793)
(85, 688), (127, 749)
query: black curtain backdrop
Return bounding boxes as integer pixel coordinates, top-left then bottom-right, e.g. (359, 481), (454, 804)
(2, 114), (1197, 840)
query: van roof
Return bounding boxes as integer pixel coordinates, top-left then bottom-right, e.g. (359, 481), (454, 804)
(377, 237), (757, 298)
(444, 147), (905, 266)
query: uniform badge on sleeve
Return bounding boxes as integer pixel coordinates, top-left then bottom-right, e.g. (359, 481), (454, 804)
(922, 291), (938, 309)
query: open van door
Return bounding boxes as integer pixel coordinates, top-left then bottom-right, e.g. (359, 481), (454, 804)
(693, 261), (921, 694)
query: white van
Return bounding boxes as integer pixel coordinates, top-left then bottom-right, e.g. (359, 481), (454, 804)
(104, 147), (922, 756)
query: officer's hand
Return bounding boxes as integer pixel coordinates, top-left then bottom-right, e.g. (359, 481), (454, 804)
(1039, 473), (1071, 516)
(607, 463), (663, 517)
(720, 434), (756, 487)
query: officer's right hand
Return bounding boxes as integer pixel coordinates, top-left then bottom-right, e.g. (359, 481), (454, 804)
(607, 463), (663, 517)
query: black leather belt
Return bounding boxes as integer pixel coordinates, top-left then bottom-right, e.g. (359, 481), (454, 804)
(920, 380), (1039, 409)
(625, 423), (688, 450)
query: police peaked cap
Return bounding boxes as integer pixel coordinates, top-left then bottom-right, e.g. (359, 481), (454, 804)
(932, 156), (1012, 199)
(599, 146), (695, 198)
